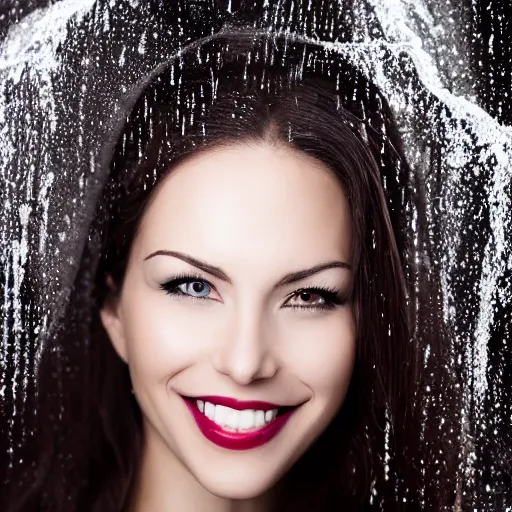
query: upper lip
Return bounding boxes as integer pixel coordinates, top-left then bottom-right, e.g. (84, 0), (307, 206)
(183, 395), (293, 411)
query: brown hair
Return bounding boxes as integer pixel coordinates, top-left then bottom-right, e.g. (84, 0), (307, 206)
(7, 33), (458, 511)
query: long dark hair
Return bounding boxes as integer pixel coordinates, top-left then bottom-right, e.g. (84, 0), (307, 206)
(6, 32), (459, 511)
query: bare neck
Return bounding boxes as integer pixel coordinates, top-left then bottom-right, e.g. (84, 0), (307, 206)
(128, 425), (281, 512)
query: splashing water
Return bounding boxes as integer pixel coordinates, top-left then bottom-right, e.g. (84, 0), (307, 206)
(0, 0), (510, 507)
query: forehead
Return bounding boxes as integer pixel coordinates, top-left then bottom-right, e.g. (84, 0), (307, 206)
(134, 143), (352, 267)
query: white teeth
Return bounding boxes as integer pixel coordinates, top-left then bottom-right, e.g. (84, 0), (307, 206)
(255, 410), (266, 428)
(214, 405), (230, 426)
(204, 401), (215, 421)
(196, 400), (279, 431)
(225, 409), (240, 430)
(265, 409), (277, 422)
(239, 409), (254, 430)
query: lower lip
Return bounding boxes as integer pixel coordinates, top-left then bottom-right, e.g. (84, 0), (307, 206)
(183, 399), (297, 450)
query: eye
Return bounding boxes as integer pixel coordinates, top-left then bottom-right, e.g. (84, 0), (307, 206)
(159, 274), (217, 301)
(284, 286), (346, 312)
(159, 276), (348, 311)
(178, 280), (211, 297)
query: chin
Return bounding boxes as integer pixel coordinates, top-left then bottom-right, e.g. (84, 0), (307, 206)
(192, 460), (286, 500)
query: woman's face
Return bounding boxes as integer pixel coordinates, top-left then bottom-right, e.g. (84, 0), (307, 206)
(101, 142), (356, 500)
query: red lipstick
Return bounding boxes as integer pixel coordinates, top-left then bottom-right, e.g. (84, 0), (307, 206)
(193, 395), (280, 411)
(183, 395), (298, 451)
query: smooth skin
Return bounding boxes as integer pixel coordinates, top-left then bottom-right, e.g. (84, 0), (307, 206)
(101, 142), (356, 512)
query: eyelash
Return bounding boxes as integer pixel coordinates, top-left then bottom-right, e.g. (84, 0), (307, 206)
(159, 272), (348, 312)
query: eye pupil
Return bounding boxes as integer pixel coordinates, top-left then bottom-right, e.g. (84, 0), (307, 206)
(300, 292), (311, 302)
(192, 282), (205, 293)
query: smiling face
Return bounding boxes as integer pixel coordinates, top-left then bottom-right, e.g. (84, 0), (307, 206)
(101, 142), (356, 503)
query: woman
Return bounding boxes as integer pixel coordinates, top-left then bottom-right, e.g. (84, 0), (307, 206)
(3, 31), (458, 511)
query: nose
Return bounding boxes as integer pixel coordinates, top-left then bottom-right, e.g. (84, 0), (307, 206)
(212, 304), (279, 385)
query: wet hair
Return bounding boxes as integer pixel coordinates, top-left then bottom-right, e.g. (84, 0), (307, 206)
(6, 33), (458, 511)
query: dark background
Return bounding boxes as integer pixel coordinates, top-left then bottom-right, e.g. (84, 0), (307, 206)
(2, 2), (510, 118)
(1, 0), (510, 507)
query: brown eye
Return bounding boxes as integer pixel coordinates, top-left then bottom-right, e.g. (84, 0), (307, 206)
(283, 286), (346, 311)
(288, 291), (326, 307)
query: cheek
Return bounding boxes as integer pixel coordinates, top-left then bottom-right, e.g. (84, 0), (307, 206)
(119, 284), (218, 383)
(282, 309), (356, 402)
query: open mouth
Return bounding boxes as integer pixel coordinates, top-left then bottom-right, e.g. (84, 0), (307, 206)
(181, 395), (301, 450)
(183, 396), (295, 433)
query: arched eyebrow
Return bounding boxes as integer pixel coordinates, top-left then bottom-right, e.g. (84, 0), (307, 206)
(144, 250), (351, 288)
